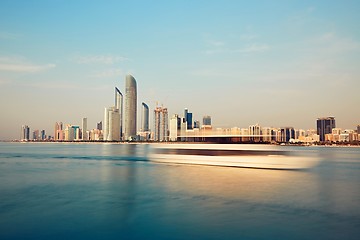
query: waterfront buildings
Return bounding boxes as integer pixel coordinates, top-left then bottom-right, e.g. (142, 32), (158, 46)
(124, 75), (137, 140)
(317, 117), (336, 142)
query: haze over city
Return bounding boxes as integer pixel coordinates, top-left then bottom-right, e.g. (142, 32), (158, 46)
(1, 0), (359, 140)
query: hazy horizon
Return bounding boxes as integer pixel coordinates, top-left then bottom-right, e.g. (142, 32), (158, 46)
(1, 1), (359, 140)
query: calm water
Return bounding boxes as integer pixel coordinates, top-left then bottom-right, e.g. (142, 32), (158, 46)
(0, 142), (359, 239)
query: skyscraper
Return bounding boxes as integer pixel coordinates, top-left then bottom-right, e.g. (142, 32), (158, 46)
(82, 117), (87, 140)
(142, 102), (149, 132)
(169, 114), (181, 141)
(54, 122), (63, 141)
(317, 117), (336, 142)
(124, 74), (137, 140)
(115, 87), (123, 139)
(184, 108), (193, 130)
(97, 121), (102, 131)
(203, 116), (212, 126)
(21, 125), (30, 141)
(154, 106), (169, 141)
(103, 107), (120, 141)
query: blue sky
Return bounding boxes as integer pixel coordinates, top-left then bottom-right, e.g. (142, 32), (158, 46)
(1, 0), (359, 140)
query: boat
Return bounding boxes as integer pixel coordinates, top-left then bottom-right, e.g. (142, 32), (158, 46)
(148, 143), (319, 170)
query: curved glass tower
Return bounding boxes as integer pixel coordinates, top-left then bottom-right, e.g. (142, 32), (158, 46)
(124, 74), (137, 140)
(142, 102), (149, 132)
(115, 87), (123, 140)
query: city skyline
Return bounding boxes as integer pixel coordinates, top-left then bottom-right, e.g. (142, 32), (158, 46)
(1, 1), (360, 140)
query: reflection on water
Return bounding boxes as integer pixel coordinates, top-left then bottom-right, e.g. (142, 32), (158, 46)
(0, 143), (359, 239)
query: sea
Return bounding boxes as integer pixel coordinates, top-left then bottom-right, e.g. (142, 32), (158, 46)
(0, 142), (359, 239)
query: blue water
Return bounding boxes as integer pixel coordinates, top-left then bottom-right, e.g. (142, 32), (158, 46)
(0, 143), (359, 239)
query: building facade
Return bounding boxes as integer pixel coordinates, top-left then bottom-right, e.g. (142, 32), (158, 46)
(317, 117), (336, 142)
(154, 106), (169, 141)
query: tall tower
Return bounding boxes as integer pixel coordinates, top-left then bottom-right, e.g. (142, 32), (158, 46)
(142, 102), (149, 132)
(115, 87), (123, 140)
(317, 117), (336, 142)
(154, 106), (169, 141)
(82, 117), (87, 140)
(124, 74), (137, 140)
(21, 125), (30, 141)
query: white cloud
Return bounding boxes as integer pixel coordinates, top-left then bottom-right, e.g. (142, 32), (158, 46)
(0, 57), (55, 72)
(237, 44), (270, 53)
(74, 55), (128, 64)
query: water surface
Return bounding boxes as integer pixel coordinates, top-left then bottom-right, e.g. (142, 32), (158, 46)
(0, 143), (359, 239)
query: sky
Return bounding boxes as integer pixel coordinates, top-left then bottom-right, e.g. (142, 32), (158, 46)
(0, 0), (359, 140)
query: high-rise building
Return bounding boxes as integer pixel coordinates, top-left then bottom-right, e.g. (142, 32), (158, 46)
(357, 125), (360, 134)
(124, 74), (137, 140)
(97, 121), (102, 131)
(21, 125), (30, 141)
(183, 108), (193, 130)
(169, 114), (181, 141)
(115, 87), (123, 139)
(33, 130), (39, 140)
(142, 102), (149, 132)
(317, 117), (336, 142)
(41, 130), (46, 140)
(194, 120), (200, 129)
(280, 127), (295, 142)
(154, 106), (168, 141)
(203, 116), (211, 126)
(54, 122), (63, 141)
(249, 124), (261, 142)
(82, 118), (87, 140)
(103, 107), (120, 141)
